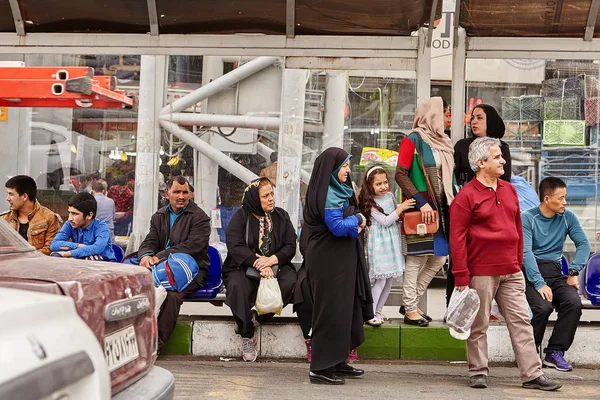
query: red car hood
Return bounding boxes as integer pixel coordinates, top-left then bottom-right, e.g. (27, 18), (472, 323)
(0, 250), (157, 395)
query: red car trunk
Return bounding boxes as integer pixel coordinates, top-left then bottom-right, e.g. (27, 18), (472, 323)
(0, 250), (157, 395)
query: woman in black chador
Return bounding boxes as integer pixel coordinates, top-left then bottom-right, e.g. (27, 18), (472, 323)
(222, 177), (297, 362)
(303, 147), (373, 385)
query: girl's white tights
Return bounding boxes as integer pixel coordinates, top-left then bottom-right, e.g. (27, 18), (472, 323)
(371, 278), (394, 316)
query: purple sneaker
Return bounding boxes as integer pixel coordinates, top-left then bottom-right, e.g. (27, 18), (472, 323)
(543, 350), (573, 372)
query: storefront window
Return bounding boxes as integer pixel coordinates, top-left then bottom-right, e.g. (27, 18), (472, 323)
(302, 70), (417, 200)
(465, 59), (600, 253)
(0, 54), (140, 240)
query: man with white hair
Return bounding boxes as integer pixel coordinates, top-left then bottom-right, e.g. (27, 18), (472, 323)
(450, 137), (561, 391)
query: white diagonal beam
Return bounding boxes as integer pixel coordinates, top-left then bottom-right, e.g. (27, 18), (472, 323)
(8, 0), (25, 36)
(147, 0), (159, 36)
(585, 0), (600, 41)
(158, 113), (281, 130)
(160, 120), (258, 183)
(160, 56), (279, 115)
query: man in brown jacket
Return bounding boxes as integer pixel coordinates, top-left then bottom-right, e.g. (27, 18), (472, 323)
(259, 152), (278, 187)
(2, 175), (61, 255)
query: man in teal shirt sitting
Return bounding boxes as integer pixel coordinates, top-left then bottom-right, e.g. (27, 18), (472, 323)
(522, 177), (590, 372)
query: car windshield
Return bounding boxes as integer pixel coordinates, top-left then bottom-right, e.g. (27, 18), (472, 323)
(0, 219), (36, 253)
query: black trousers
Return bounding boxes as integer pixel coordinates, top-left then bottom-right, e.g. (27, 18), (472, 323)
(445, 258), (454, 307)
(158, 273), (204, 350)
(223, 265), (297, 338)
(524, 260), (582, 354)
(295, 276), (313, 340)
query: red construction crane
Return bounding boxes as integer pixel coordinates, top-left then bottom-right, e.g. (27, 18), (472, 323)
(0, 67), (134, 109)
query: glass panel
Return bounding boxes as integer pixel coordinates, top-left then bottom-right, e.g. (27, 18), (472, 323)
(0, 1), (15, 32)
(302, 70), (417, 196)
(163, 56), (287, 241)
(156, 0), (286, 35)
(465, 58), (600, 253)
(0, 54), (140, 244)
(19, 0), (150, 33)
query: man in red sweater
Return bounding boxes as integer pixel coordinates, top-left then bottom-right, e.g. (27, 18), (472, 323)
(450, 137), (561, 392)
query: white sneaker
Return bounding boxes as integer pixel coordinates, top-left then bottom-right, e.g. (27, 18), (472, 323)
(242, 335), (257, 362)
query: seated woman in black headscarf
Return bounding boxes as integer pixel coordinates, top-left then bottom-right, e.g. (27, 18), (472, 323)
(303, 147), (373, 385)
(222, 177), (297, 363)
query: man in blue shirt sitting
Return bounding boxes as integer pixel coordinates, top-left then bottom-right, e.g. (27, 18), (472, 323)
(50, 192), (116, 262)
(522, 177), (590, 372)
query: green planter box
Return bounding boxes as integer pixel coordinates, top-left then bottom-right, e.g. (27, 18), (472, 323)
(400, 324), (466, 361)
(359, 324), (400, 359)
(162, 321), (193, 355)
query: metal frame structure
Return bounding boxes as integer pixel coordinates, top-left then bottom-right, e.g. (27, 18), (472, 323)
(0, 33), (418, 57)
(0, 27), (432, 256)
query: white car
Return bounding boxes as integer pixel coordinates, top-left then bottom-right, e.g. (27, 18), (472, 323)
(0, 287), (111, 400)
(28, 121), (111, 190)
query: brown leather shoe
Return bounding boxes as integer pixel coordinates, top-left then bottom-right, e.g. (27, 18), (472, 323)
(469, 374), (488, 388)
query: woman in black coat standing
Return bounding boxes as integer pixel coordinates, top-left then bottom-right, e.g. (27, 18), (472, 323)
(222, 177), (297, 362)
(454, 104), (512, 187)
(303, 147), (373, 385)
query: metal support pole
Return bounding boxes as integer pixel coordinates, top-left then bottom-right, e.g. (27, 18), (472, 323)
(147, 0), (159, 36)
(286, 0), (296, 38)
(451, 28), (467, 145)
(160, 121), (258, 183)
(276, 69), (307, 235)
(322, 70), (348, 150)
(198, 56), (224, 243)
(426, 0), (439, 47)
(585, 0), (600, 41)
(417, 27), (432, 106)
(129, 55), (167, 254)
(8, 0), (25, 36)
(160, 56), (279, 115)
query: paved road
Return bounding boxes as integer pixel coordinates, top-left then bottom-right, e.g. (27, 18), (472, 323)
(157, 357), (600, 400)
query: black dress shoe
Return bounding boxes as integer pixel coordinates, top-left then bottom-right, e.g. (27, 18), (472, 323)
(400, 306), (432, 322)
(309, 371), (345, 385)
(335, 363), (365, 379)
(404, 315), (429, 327)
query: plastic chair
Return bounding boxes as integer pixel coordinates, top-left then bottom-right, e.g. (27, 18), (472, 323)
(561, 255), (569, 275)
(112, 244), (124, 263)
(184, 245), (223, 300)
(585, 252), (600, 306)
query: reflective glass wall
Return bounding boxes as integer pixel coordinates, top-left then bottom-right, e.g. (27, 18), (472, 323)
(464, 59), (600, 253)
(0, 54), (140, 240)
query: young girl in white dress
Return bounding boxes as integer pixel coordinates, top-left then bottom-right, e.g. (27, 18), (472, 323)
(359, 166), (415, 326)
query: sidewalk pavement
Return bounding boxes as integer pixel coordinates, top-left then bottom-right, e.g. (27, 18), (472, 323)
(157, 357), (600, 400)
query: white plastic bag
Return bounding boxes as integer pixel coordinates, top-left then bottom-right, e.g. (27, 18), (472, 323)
(446, 288), (480, 340)
(255, 277), (283, 315)
(490, 299), (504, 321)
(155, 285), (167, 317)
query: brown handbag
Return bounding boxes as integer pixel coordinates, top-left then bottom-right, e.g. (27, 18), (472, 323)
(402, 148), (440, 237)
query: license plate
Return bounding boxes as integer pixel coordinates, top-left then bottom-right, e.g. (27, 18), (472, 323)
(104, 325), (139, 372)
